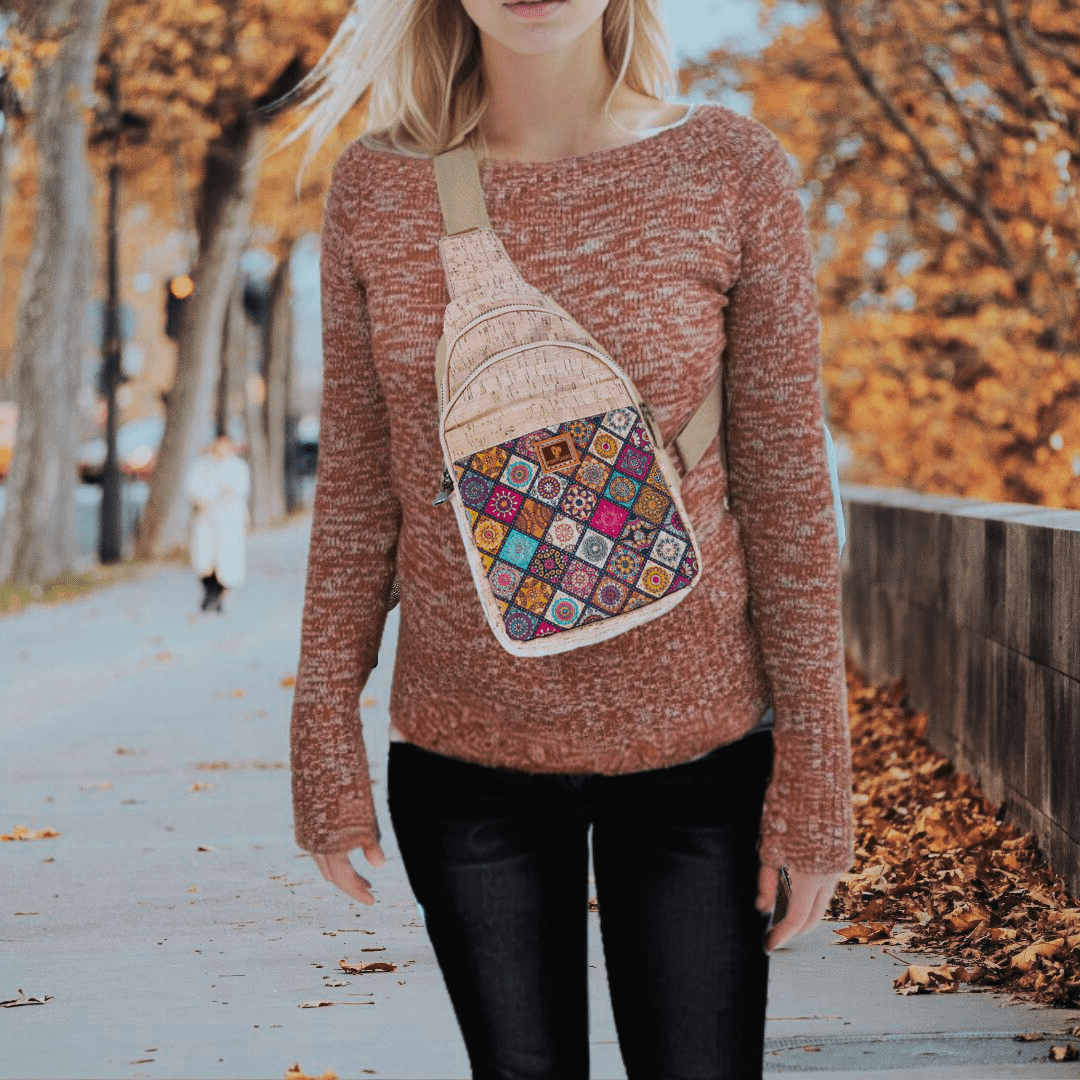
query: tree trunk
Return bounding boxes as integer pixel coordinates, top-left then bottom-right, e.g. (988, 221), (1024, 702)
(0, 0), (108, 586)
(263, 258), (291, 523)
(217, 276), (247, 440)
(134, 115), (265, 558)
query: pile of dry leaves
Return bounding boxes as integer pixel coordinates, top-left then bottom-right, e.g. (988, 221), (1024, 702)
(827, 662), (1080, 1009)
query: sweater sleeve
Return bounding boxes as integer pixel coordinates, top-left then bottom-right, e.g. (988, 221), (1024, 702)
(722, 123), (855, 875)
(289, 148), (401, 855)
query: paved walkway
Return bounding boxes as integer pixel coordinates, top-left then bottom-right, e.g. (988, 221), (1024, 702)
(2, 516), (1078, 1080)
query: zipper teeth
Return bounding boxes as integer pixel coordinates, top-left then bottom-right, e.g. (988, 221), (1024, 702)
(440, 303), (579, 413)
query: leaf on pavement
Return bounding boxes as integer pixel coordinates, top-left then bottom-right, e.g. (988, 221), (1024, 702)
(297, 1000), (375, 1008)
(285, 1063), (338, 1079)
(1, 989), (52, 1007)
(280, 675), (296, 688)
(1, 826), (60, 842)
(893, 962), (970, 995)
(1049, 1044), (1078, 1062)
(834, 922), (893, 944)
(339, 959), (396, 974)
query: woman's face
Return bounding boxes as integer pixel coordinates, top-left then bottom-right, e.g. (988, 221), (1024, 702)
(458, 0), (611, 57)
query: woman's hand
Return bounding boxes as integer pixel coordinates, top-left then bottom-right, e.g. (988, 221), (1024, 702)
(311, 841), (387, 905)
(756, 864), (841, 953)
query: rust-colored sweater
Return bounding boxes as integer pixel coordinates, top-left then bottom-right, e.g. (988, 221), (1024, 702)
(289, 101), (855, 875)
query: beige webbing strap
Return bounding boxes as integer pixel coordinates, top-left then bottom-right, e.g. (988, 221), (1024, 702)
(433, 144), (492, 236)
(431, 143), (725, 480)
(671, 375), (724, 476)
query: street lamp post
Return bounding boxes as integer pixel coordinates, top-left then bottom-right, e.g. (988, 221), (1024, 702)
(98, 59), (124, 564)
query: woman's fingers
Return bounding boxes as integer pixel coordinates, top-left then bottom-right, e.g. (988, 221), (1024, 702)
(361, 840), (387, 869)
(311, 849), (378, 905)
(755, 862), (779, 914)
(763, 869), (840, 953)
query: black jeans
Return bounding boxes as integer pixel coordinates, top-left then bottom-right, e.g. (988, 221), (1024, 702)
(387, 727), (774, 1080)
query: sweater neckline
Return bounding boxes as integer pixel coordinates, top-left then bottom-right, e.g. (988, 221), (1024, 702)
(477, 100), (702, 176)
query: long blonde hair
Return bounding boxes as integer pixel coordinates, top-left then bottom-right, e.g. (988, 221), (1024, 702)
(269, 0), (678, 186)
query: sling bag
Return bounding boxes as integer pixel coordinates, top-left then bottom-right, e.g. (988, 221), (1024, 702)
(426, 143), (722, 657)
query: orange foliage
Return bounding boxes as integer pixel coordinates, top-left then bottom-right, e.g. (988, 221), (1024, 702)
(0, 1), (356, 391)
(689, 0), (1080, 508)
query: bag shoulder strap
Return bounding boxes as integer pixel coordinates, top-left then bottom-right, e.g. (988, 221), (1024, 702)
(431, 143), (722, 477)
(433, 144), (491, 235)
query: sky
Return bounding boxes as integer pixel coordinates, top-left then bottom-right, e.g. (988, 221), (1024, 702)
(665, 0), (771, 64)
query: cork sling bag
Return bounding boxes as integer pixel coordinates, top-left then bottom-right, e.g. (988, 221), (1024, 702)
(423, 143), (724, 658)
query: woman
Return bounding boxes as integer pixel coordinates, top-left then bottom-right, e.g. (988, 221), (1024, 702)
(185, 434), (249, 613)
(286, 2), (854, 1077)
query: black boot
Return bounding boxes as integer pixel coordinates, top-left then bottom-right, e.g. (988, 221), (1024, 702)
(200, 573), (224, 612)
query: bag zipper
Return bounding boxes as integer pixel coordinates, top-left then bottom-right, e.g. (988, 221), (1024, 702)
(435, 301), (585, 499)
(440, 302), (584, 415)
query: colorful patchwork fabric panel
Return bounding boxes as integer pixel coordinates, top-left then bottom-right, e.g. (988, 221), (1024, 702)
(452, 406), (699, 643)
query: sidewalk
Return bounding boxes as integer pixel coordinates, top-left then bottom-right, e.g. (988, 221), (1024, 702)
(2, 515), (1078, 1080)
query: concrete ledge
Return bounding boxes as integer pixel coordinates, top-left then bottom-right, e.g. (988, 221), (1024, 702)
(840, 484), (1080, 899)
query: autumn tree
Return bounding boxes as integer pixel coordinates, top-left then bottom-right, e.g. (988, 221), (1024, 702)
(0, 0), (109, 586)
(689, 0), (1080, 507)
(96, 0), (351, 557)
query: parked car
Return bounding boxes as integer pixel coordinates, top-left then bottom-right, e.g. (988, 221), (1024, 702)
(77, 415), (166, 484)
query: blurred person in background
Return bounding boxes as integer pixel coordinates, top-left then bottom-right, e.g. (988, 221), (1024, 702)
(185, 435), (250, 613)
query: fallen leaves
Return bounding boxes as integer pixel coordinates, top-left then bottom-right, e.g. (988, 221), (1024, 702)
(280, 675), (296, 688)
(1049, 1044), (1079, 1062)
(830, 665), (1080, 1007)
(1, 826), (60, 842)
(1, 989), (52, 1007)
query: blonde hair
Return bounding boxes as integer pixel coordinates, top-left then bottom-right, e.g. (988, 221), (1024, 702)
(267, 0), (678, 188)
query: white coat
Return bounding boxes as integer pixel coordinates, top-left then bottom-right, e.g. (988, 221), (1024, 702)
(186, 451), (250, 588)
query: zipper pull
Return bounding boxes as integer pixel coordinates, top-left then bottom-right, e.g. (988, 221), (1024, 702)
(432, 468), (454, 506)
(639, 399), (665, 451)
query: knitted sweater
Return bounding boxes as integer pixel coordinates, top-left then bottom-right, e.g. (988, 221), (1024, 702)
(289, 101), (855, 875)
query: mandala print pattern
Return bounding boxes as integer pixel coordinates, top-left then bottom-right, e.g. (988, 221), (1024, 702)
(452, 407), (699, 643)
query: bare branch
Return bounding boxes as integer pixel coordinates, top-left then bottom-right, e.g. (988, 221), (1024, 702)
(920, 58), (988, 170)
(822, 0), (1015, 267)
(1023, 23), (1080, 77)
(992, 0), (1039, 89)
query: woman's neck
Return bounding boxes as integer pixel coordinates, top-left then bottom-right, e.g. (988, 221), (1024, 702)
(473, 17), (668, 164)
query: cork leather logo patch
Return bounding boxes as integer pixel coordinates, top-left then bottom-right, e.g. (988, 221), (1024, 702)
(534, 433), (580, 474)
